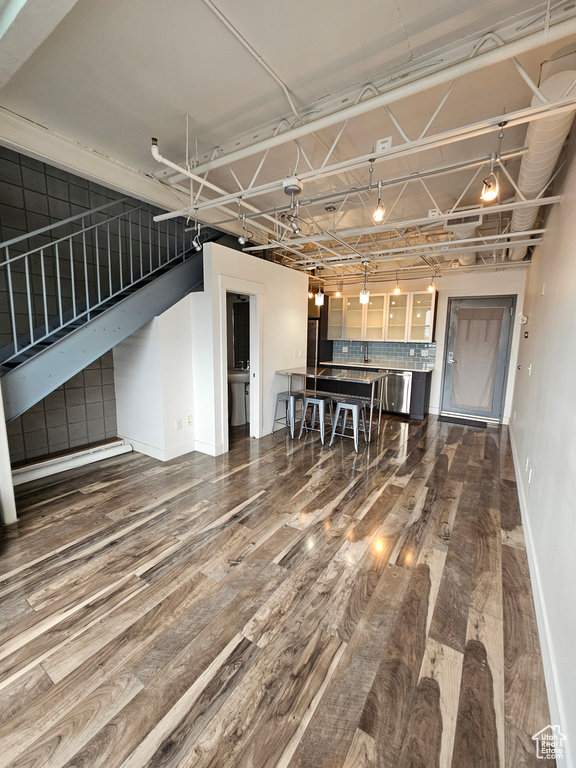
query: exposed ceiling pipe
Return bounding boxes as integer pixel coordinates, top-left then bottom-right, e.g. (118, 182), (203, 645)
(150, 139), (291, 234)
(509, 69), (576, 260)
(449, 221), (479, 266)
(190, 16), (576, 177)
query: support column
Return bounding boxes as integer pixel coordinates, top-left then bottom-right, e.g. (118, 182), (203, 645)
(0, 381), (17, 525)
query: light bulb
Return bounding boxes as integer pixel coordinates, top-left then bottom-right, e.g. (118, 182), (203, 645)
(359, 289), (370, 304)
(428, 281), (435, 293)
(335, 289), (341, 298)
(238, 234), (247, 245)
(315, 291), (324, 306)
(308, 290), (314, 299)
(481, 173), (499, 202)
(393, 285), (401, 295)
(372, 203), (385, 223)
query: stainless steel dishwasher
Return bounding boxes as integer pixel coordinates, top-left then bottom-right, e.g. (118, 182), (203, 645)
(381, 371), (412, 414)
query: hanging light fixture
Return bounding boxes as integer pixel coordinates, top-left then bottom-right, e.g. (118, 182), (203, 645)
(481, 120), (507, 203)
(393, 272), (401, 295)
(192, 221), (202, 251)
(481, 153), (499, 202)
(315, 285), (324, 306)
(334, 282), (342, 298)
(308, 287), (314, 299)
(427, 279), (436, 293)
(237, 213), (254, 246)
(359, 262), (370, 304)
(372, 180), (385, 223)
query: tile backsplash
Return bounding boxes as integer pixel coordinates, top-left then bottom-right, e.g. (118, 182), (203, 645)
(332, 340), (436, 367)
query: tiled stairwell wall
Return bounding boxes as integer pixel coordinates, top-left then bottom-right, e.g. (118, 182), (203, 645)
(1, 147), (124, 464)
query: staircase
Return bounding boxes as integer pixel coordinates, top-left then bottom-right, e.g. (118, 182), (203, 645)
(0, 199), (214, 421)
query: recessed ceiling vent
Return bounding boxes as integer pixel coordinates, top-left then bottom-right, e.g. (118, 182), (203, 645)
(445, 211), (483, 228)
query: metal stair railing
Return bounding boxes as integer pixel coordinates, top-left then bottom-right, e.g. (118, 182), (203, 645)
(0, 198), (191, 369)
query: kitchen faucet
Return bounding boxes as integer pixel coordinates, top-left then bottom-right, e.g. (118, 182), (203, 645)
(361, 342), (370, 363)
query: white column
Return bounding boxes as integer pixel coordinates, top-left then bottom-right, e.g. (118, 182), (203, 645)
(0, 381), (17, 525)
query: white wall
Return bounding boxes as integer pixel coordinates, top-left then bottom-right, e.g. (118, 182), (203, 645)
(428, 268), (527, 422)
(510, 133), (576, 766)
(114, 298), (195, 461)
(191, 243), (308, 455)
(114, 244), (308, 460)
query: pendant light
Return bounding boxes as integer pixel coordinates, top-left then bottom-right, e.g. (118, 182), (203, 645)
(359, 263), (370, 304)
(481, 153), (499, 202)
(315, 286), (324, 306)
(334, 281), (342, 298)
(427, 279), (436, 293)
(480, 121), (507, 203)
(372, 180), (385, 223)
(393, 272), (401, 295)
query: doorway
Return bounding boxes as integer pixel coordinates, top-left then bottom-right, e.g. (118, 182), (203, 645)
(440, 295), (515, 423)
(226, 293), (251, 443)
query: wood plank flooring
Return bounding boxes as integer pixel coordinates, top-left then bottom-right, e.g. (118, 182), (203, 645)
(0, 415), (553, 767)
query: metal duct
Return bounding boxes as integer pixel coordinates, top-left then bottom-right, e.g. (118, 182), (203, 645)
(448, 221), (480, 266)
(509, 70), (576, 260)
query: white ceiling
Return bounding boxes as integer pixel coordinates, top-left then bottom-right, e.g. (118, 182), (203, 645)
(1, 0), (576, 285)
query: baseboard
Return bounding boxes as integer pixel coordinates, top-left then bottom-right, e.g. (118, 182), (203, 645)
(509, 426), (571, 768)
(193, 440), (226, 457)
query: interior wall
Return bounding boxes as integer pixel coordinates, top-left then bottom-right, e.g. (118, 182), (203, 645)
(509, 132), (576, 764)
(191, 243), (308, 455)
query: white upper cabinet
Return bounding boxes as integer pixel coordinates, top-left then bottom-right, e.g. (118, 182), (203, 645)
(328, 291), (436, 342)
(408, 291), (436, 342)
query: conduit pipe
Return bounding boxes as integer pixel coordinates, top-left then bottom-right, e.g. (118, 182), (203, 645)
(509, 69), (576, 260)
(150, 139), (291, 234)
(191, 16), (576, 177)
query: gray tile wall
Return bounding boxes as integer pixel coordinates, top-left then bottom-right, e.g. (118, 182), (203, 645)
(7, 351), (117, 465)
(332, 340), (437, 367)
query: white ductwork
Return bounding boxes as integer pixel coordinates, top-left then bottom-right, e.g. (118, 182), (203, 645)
(509, 69), (576, 260)
(445, 210), (484, 266)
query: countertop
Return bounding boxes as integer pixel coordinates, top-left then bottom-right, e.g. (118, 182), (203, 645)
(320, 360), (435, 373)
(276, 366), (388, 383)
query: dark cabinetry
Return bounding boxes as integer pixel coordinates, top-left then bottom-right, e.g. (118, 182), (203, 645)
(409, 371), (432, 420)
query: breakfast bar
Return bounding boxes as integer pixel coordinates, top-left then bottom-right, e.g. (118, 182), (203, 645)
(275, 365), (388, 443)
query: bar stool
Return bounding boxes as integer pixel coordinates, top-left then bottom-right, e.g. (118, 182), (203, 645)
(273, 391), (305, 439)
(329, 399), (368, 453)
(298, 393), (334, 445)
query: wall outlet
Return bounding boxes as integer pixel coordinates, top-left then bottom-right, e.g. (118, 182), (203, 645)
(421, 349), (428, 357)
(342, 346), (348, 353)
(186, 415), (193, 427)
(175, 418), (182, 430)
(410, 349), (415, 356)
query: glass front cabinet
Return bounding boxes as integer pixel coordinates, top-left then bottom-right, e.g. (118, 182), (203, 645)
(327, 291), (435, 342)
(408, 291), (436, 342)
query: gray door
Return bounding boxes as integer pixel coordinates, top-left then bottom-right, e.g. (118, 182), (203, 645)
(441, 296), (515, 422)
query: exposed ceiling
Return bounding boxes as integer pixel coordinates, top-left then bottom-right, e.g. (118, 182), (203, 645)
(1, 0), (576, 291)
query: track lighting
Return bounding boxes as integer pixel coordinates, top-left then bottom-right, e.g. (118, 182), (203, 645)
(192, 222), (202, 251)
(359, 263), (370, 304)
(237, 213), (253, 246)
(372, 180), (385, 223)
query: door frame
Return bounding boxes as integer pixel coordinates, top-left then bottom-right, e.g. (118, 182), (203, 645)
(440, 294), (516, 423)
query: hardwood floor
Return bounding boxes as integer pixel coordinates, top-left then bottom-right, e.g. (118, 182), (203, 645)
(0, 415), (553, 767)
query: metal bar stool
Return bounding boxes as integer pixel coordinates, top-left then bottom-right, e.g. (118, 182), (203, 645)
(298, 393), (334, 445)
(329, 399), (368, 453)
(273, 391), (305, 439)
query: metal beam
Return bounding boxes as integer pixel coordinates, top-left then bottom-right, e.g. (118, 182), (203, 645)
(190, 16), (576, 176)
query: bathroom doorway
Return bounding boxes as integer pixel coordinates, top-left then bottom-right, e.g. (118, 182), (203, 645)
(226, 293), (251, 441)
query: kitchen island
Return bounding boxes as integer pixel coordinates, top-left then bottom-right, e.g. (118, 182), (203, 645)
(320, 360), (434, 420)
